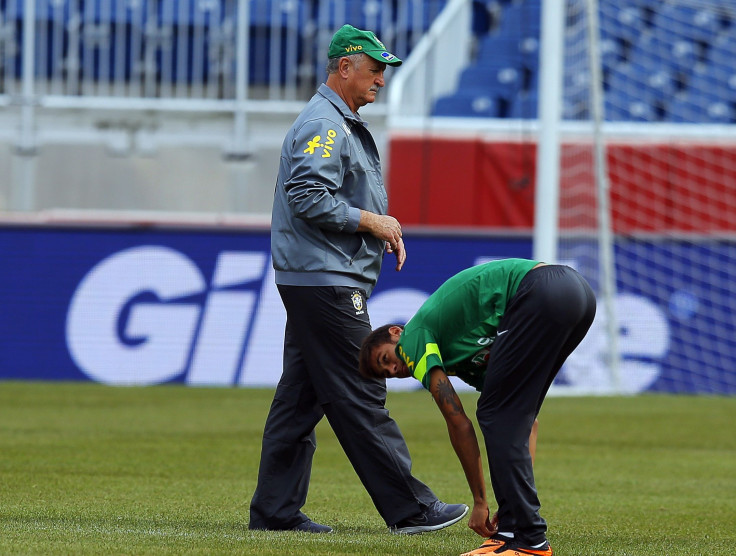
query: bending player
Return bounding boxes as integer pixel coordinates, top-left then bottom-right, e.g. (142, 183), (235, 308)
(359, 258), (596, 555)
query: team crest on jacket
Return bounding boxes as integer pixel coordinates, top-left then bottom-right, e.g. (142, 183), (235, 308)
(351, 291), (365, 315)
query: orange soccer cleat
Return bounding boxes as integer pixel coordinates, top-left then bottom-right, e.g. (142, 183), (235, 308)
(459, 535), (511, 556)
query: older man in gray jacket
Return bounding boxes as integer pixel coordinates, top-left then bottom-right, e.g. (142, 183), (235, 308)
(249, 25), (468, 534)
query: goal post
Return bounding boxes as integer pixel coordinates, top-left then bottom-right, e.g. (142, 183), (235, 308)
(541, 0), (736, 395)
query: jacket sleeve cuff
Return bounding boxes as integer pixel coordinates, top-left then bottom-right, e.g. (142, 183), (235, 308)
(344, 206), (361, 233)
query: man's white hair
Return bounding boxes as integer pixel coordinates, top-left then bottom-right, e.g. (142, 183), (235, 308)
(326, 52), (366, 75)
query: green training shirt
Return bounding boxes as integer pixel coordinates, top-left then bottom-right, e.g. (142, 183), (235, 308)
(396, 258), (540, 391)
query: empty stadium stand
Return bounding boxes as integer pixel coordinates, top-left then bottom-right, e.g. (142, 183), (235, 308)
(432, 0), (736, 123)
(0, 0), (451, 97)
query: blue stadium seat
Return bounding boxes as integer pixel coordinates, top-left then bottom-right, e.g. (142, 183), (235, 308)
(0, 1), (20, 77)
(664, 91), (734, 124)
(39, 0), (305, 87)
(8, 0), (144, 23)
(630, 30), (700, 75)
(245, 0), (308, 28)
(683, 62), (736, 104)
(599, 4), (645, 44)
(604, 94), (658, 122)
(312, 0), (393, 36)
(476, 24), (539, 95)
(0, 0), (143, 81)
(159, 0), (225, 26)
(486, 0), (540, 63)
(607, 60), (677, 104)
(76, 0), (146, 82)
(130, 0), (307, 87)
(96, 0), (229, 87)
(508, 91), (538, 119)
(708, 32), (736, 68)
(562, 97), (589, 121)
(599, 35), (626, 73)
(432, 91), (503, 118)
(477, 30), (539, 72)
(394, 0), (449, 33)
(566, 24), (622, 75)
(562, 57), (590, 114)
(651, 3), (723, 43)
(243, 0), (308, 85)
(499, 0), (541, 37)
(457, 61), (524, 102)
(151, 0), (236, 85)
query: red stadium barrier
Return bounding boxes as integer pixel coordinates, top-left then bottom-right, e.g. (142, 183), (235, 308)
(387, 135), (736, 232)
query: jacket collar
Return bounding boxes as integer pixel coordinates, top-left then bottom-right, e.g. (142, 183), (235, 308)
(317, 83), (368, 127)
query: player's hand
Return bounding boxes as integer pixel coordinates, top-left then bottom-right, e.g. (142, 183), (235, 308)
(385, 237), (406, 271)
(468, 502), (495, 537)
(489, 510), (499, 535)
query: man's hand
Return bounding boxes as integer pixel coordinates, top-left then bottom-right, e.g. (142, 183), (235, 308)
(358, 211), (402, 244)
(385, 238), (406, 271)
(358, 211), (406, 271)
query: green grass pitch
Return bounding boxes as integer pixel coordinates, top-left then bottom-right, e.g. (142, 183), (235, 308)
(0, 381), (734, 555)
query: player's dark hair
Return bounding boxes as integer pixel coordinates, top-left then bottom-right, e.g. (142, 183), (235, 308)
(358, 323), (403, 379)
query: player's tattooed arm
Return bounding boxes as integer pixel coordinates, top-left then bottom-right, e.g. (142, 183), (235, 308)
(434, 372), (465, 416)
(428, 368), (493, 536)
(428, 367), (470, 425)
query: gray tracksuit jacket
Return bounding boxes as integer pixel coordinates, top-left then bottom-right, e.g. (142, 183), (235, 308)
(271, 83), (388, 297)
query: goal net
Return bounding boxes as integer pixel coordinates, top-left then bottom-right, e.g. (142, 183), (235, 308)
(553, 0), (736, 395)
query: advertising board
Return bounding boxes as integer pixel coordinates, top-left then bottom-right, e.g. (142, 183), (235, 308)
(1, 226), (733, 394)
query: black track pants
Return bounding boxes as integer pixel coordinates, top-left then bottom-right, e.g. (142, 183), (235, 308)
(476, 265), (596, 546)
(249, 285), (436, 529)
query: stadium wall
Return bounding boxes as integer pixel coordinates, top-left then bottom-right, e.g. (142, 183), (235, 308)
(387, 133), (736, 231)
(0, 222), (733, 395)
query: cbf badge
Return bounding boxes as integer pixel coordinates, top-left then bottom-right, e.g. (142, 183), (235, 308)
(351, 291), (365, 315)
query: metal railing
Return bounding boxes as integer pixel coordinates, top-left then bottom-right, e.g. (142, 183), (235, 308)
(0, 0), (450, 111)
(387, 0), (472, 125)
(0, 0), (451, 213)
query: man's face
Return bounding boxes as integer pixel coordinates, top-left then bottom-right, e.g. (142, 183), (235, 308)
(346, 55), (386, 108)
(371, 338), (412, 379)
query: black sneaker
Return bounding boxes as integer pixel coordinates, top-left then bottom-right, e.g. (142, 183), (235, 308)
(290, 519), (333, 533)
(390, 500), (469, 534)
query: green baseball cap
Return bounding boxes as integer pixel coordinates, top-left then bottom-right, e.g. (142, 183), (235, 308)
(328, 24), (402, 67)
